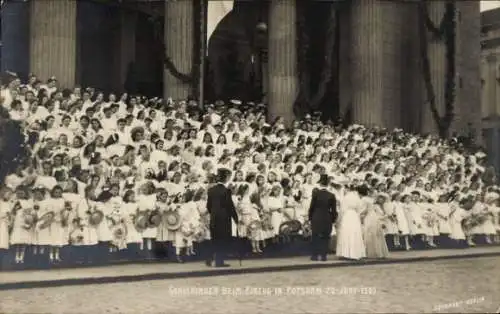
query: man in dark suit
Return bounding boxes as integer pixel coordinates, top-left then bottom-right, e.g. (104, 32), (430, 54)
(205, 168), (238, 267)
(308, 174), (338, 261)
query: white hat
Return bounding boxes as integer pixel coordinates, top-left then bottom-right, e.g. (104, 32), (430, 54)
(230, 99), (242, 105)
(485, 192), (499, 203)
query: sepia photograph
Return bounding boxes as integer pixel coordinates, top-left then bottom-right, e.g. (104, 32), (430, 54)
(0, 0), (499, 313)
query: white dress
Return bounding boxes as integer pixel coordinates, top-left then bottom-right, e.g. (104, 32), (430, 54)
(10, 199), (35, 245)
(0, 201), (12, 249)
(177, 201), (201, 247)
(238, 195), (262, 240)
(156, 201), (174, 242)
(35, 198), (68, 247)
(404, 203), (425, 235)
(449, 205), (467, 240)
(436, 203), (452, 234)
(392, 201), (410, 235)
(469, 203), (496, 235)
(138, 194), (157, 239)
(95, 201), (113, 242)
(196, 200), (210, 241)
(77, 198), (99, 246)
(336, 191), (366, 260)
(381, 202), (398, 235)
(122, 202), (142, 245)
(268, 196), (284, 237)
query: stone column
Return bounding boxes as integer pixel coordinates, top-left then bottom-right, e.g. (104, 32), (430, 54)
(380, 2), (402, 130)
(454, 1), (481, 144)
(486, 54), (498, 117)
(267, 0), (298, 126)
(164, 0), (194, 101)
(30, 0), (77, 88)
(338, 3), (352, 119)
(480, 59), (488, 119)
(400, 2), (422, 133)
(1, 0), (30, 79)
(350, 0), (384, 128)
(495, 59), (500, 117)
(420, 1), (447, 135)
(120, 10), (137, 93)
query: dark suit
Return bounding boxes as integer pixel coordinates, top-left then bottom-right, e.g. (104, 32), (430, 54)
(308, 187), (338, 259)
(206, 183), (238, 266)
(156, 170), (167, 182)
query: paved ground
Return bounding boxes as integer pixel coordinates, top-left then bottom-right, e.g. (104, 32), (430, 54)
(1, 246), (499, 287)
(0, 256), (498, 313)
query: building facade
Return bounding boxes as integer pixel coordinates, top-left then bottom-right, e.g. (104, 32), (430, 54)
(0, 0), (482, 138)
(480, 7), (500, 174)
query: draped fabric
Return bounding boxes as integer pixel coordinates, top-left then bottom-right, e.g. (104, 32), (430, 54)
(207, 0), (234, 45)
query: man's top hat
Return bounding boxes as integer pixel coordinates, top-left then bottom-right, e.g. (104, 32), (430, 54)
(318, 174), (329, 187)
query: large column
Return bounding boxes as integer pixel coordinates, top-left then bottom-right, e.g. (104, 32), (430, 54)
(455, 1), (481, 143)
(480, 59), (487, 119)
(486, 55), (497, 117)
(400, 2), (422, 133)
(164, 0), (194, 100)
(267, 0), (297, 125)
(380, 2), (402, 130)
(30, 0), (77, 88)
(338, 4), (352, 119)
(420, 1), (447, 135)
(1, 0), (30, 79)
(120, 10), (137, 93)
(350, 0), (384, 127)
(495, 58), (500, 117)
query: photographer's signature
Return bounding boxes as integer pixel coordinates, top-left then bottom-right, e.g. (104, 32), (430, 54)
(433, 296), (485, 312)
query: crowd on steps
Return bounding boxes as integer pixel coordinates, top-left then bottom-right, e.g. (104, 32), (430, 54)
(0, 73), (499, 269)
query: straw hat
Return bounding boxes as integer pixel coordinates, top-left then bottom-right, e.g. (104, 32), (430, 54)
(279, 220), (302, 235)
(163, 211), (181, 231)
(148, 210), (162, 228)
(301, 220), (312, 238)
(133, 211), (149, 232)
(88, 210), (104, 226)
(37, 211), (55, 230)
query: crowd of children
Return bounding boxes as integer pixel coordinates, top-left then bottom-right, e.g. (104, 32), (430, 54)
(0, 73), (499, 268)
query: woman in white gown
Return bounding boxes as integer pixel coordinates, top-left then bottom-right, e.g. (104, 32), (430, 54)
(336, 185), (366, 260)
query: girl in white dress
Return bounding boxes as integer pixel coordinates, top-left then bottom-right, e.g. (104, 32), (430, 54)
(177, 190), (200, 259)
(391, 193), (411, 250)
(421, 200), (438, 247)
(122, 190), (143, 250)
(381, 195), (399, 247)
(336, 186), (366, 260)
(480, 197), (498, 244)
(267, 185), (285, 242)
(435, 195), (452, 238)
(449, 200), (468, 244)
(99, 185), (122, 254)
(237, 184), (263, 253)
(137, 184), (158, 251)
(155, 189), (174, 246)
(194, 188), (210, 242)
(9, 187), (34, 264)
(0, 188), (14, 252)
(407, 193), (426, 242)
(46, 186), (70, 263)
(32, 186), (52, 260)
